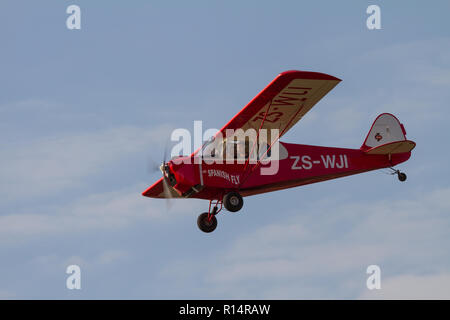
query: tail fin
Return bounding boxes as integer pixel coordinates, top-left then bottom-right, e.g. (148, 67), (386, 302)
(361, 113), (415, 154)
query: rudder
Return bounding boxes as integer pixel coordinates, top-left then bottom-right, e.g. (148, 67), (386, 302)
(361, 113), (407, 151)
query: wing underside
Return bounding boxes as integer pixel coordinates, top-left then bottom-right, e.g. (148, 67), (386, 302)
(218, 71), (341, 142)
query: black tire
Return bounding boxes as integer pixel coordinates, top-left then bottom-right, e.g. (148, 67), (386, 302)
(223, 192), (244, 212)
(197, 212), (217, 233)
(398, 172), (407, 182)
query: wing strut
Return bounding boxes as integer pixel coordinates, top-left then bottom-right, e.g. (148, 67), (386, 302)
(241, 99), (272, 174)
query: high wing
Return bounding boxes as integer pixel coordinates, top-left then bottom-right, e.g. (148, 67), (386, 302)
(216, 70), (341, 140)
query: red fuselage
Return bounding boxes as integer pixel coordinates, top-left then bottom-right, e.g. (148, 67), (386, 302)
(161, 141), (411, 200)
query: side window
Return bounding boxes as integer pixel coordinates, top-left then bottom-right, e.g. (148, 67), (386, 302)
(257, 143), (271, 159)
(235, 140), (251, 160)
(266, 144), (272, 158)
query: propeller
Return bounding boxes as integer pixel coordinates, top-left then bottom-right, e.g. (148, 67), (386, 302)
(161, 173), (175, 210)
(156, 140), (175, 210)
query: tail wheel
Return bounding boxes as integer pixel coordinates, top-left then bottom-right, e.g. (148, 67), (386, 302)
(388, 168), (407, 182)
(197, 212), (217, 233)
(223, 192), (243, 212)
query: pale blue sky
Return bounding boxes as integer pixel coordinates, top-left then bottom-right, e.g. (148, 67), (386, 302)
(1, 0), (450, 299)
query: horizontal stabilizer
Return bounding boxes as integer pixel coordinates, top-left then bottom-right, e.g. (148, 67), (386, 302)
(364, 140), (416, 155)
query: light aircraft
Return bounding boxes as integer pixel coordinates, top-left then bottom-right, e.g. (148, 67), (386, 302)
(142, 71), (415, 233)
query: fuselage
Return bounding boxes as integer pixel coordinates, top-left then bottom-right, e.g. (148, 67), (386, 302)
(164, 141), (411, 200)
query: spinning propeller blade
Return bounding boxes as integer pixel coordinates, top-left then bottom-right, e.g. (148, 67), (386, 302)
(162, 175), (174, 210)
(161, 140), (175, 210)
(146, 139), (176, 209)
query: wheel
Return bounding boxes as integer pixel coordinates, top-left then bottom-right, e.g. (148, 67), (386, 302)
(398, 172), (407, 182)
(223, 191), (243, 212)
(197, 212), (217, 233)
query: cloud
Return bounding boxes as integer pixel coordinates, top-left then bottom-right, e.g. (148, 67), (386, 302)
(0, 99), (59, 113)
(161, 187), (450, 299)
(360, 273), (450, 299)
(359, 38), (450, 78)
(60, 249), (130, 270)
(0, 290), (16, 299)
(0, 124), (173, 202)
(357, 38), (450, 122)
(0, 183), (202, 245)
(95, 250), (130, 266)
(284, 40), (450, 148)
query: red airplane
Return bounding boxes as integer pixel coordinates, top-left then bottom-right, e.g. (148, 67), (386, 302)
(142, 70), (415, 233)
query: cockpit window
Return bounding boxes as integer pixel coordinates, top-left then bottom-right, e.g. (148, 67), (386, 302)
(201, 136), (274, 162)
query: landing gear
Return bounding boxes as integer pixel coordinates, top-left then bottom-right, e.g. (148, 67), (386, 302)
(197, 193), (244, 233)
(223, 191), (244, 212)
(197, 212), (217, 233)
(388, 168), (407, 182)
(197, 199), (222, 233)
